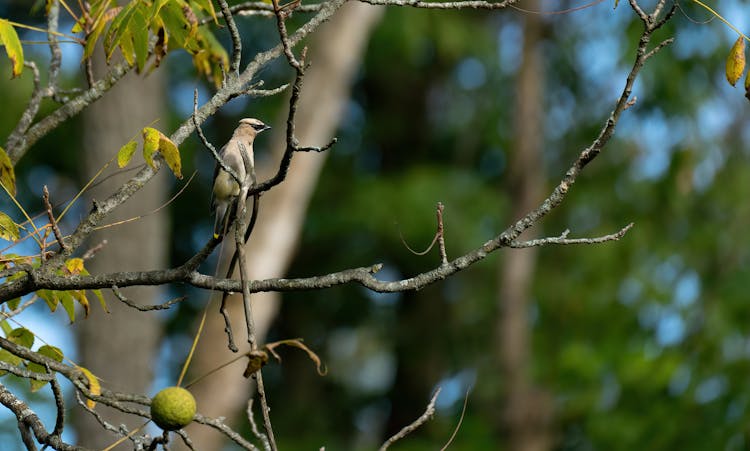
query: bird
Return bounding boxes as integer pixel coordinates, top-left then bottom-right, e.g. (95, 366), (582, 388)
(211, 118), (271, 237)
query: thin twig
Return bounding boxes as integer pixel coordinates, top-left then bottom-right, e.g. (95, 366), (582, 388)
(379, 388), (441, 451)
(247, 399), (272, 451)
(218, 0), (243, 74)
(47, 0), (63, 101)
(509, 223), (634, 248)
(111, 285), (187, 311)
(234, 144), (278, 450)
(436, 202), (448, 265)
(49, 367), (65, 437)
(43, 186), (67, 254)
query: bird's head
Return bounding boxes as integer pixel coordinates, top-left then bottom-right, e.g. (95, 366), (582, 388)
(236, 118), (271, 136)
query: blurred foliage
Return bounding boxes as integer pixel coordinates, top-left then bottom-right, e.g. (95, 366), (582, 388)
(3, 0), (750, 450)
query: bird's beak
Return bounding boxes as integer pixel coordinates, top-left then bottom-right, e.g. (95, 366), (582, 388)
(262, 124), (272, 132)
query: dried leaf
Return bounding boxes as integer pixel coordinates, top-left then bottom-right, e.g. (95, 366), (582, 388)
(726, 36), (746, 87)
(0, 212), (19, 242)
(78, 366), (100, 409)
(0, 19), (23, 78)
(264, 339), (327, 376)
(0, 146), (16, 196)
(243, 350), (269, 377)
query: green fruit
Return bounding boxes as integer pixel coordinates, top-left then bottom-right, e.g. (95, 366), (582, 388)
(150, 387), (196, 431)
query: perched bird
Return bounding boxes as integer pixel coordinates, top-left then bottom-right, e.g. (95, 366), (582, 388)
(211, 118), (271, 236)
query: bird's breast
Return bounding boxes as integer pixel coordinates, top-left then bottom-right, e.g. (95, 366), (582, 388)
(213, 170), (241, 198)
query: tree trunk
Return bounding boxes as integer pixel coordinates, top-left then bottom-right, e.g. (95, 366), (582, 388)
(72, 61), (168, 447)
(496, 4), (554, 451)
(186, 4), (384, 448)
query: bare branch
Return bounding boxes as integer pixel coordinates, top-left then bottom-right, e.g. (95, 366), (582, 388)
(379, 388), (441, 451)
(0, 381), (89, 451)
(47, 0), (63, 101)
(247, 399), (272, 451)
(193, 413), (260, 450)
(234, 146), (278, 450)
(218, 0), (243, 74)
(509, 223), (634, 248)
(111, 285), (187, 311)
(43, 186), (67, 255)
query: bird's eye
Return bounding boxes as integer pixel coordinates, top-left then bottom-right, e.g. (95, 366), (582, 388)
(252, 124), (265, 131)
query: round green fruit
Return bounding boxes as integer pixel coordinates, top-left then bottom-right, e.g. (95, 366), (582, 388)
(150, 387), (196, 431)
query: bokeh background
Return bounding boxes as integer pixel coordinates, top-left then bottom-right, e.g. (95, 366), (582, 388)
(2, 0), (750, 449)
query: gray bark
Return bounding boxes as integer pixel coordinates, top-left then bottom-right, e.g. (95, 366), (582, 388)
(72, 60), (168, 448)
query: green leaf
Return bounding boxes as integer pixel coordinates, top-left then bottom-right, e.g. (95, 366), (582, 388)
(142, 127), (160, 168)
(190, 0), (218, 23)
(0, 146), (16, 197)
(132, 8), (149, 72)
(103, 2), (137, 61)
(0, 320), (11, 336)
(0, 349), (21, 376)
(160, 1), (193, 51)
(27, 345), (63, 392)
(59, 291), (76, 323)
(6, 297), (20, 311)
(38, 289), (59, 312)
(117, 140), (138, 168)
(726, 36), (746, 87)
(0, 212), (19, 241)
(159, 133), (182, 179)
(83, 6), (121, 59)
(8, 327), (34, 349)
(0, 19), (23, 78)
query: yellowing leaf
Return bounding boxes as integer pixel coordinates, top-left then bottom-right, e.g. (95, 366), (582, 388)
(92, 289), (109, 313)
(0, 19), (23, 78)
(118, 140), (138, 168)
(78, 366), (100, 409)
(142, 127), (160, 168)
(70, 290), (90, 318)
(0, 146), (16, 196)
(65, 258), (85, 274)
(726, 36), (746, 87)
(159, 133), (182, 179)
(0, 212), (19, 241)
(190, 0), (218, 23)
